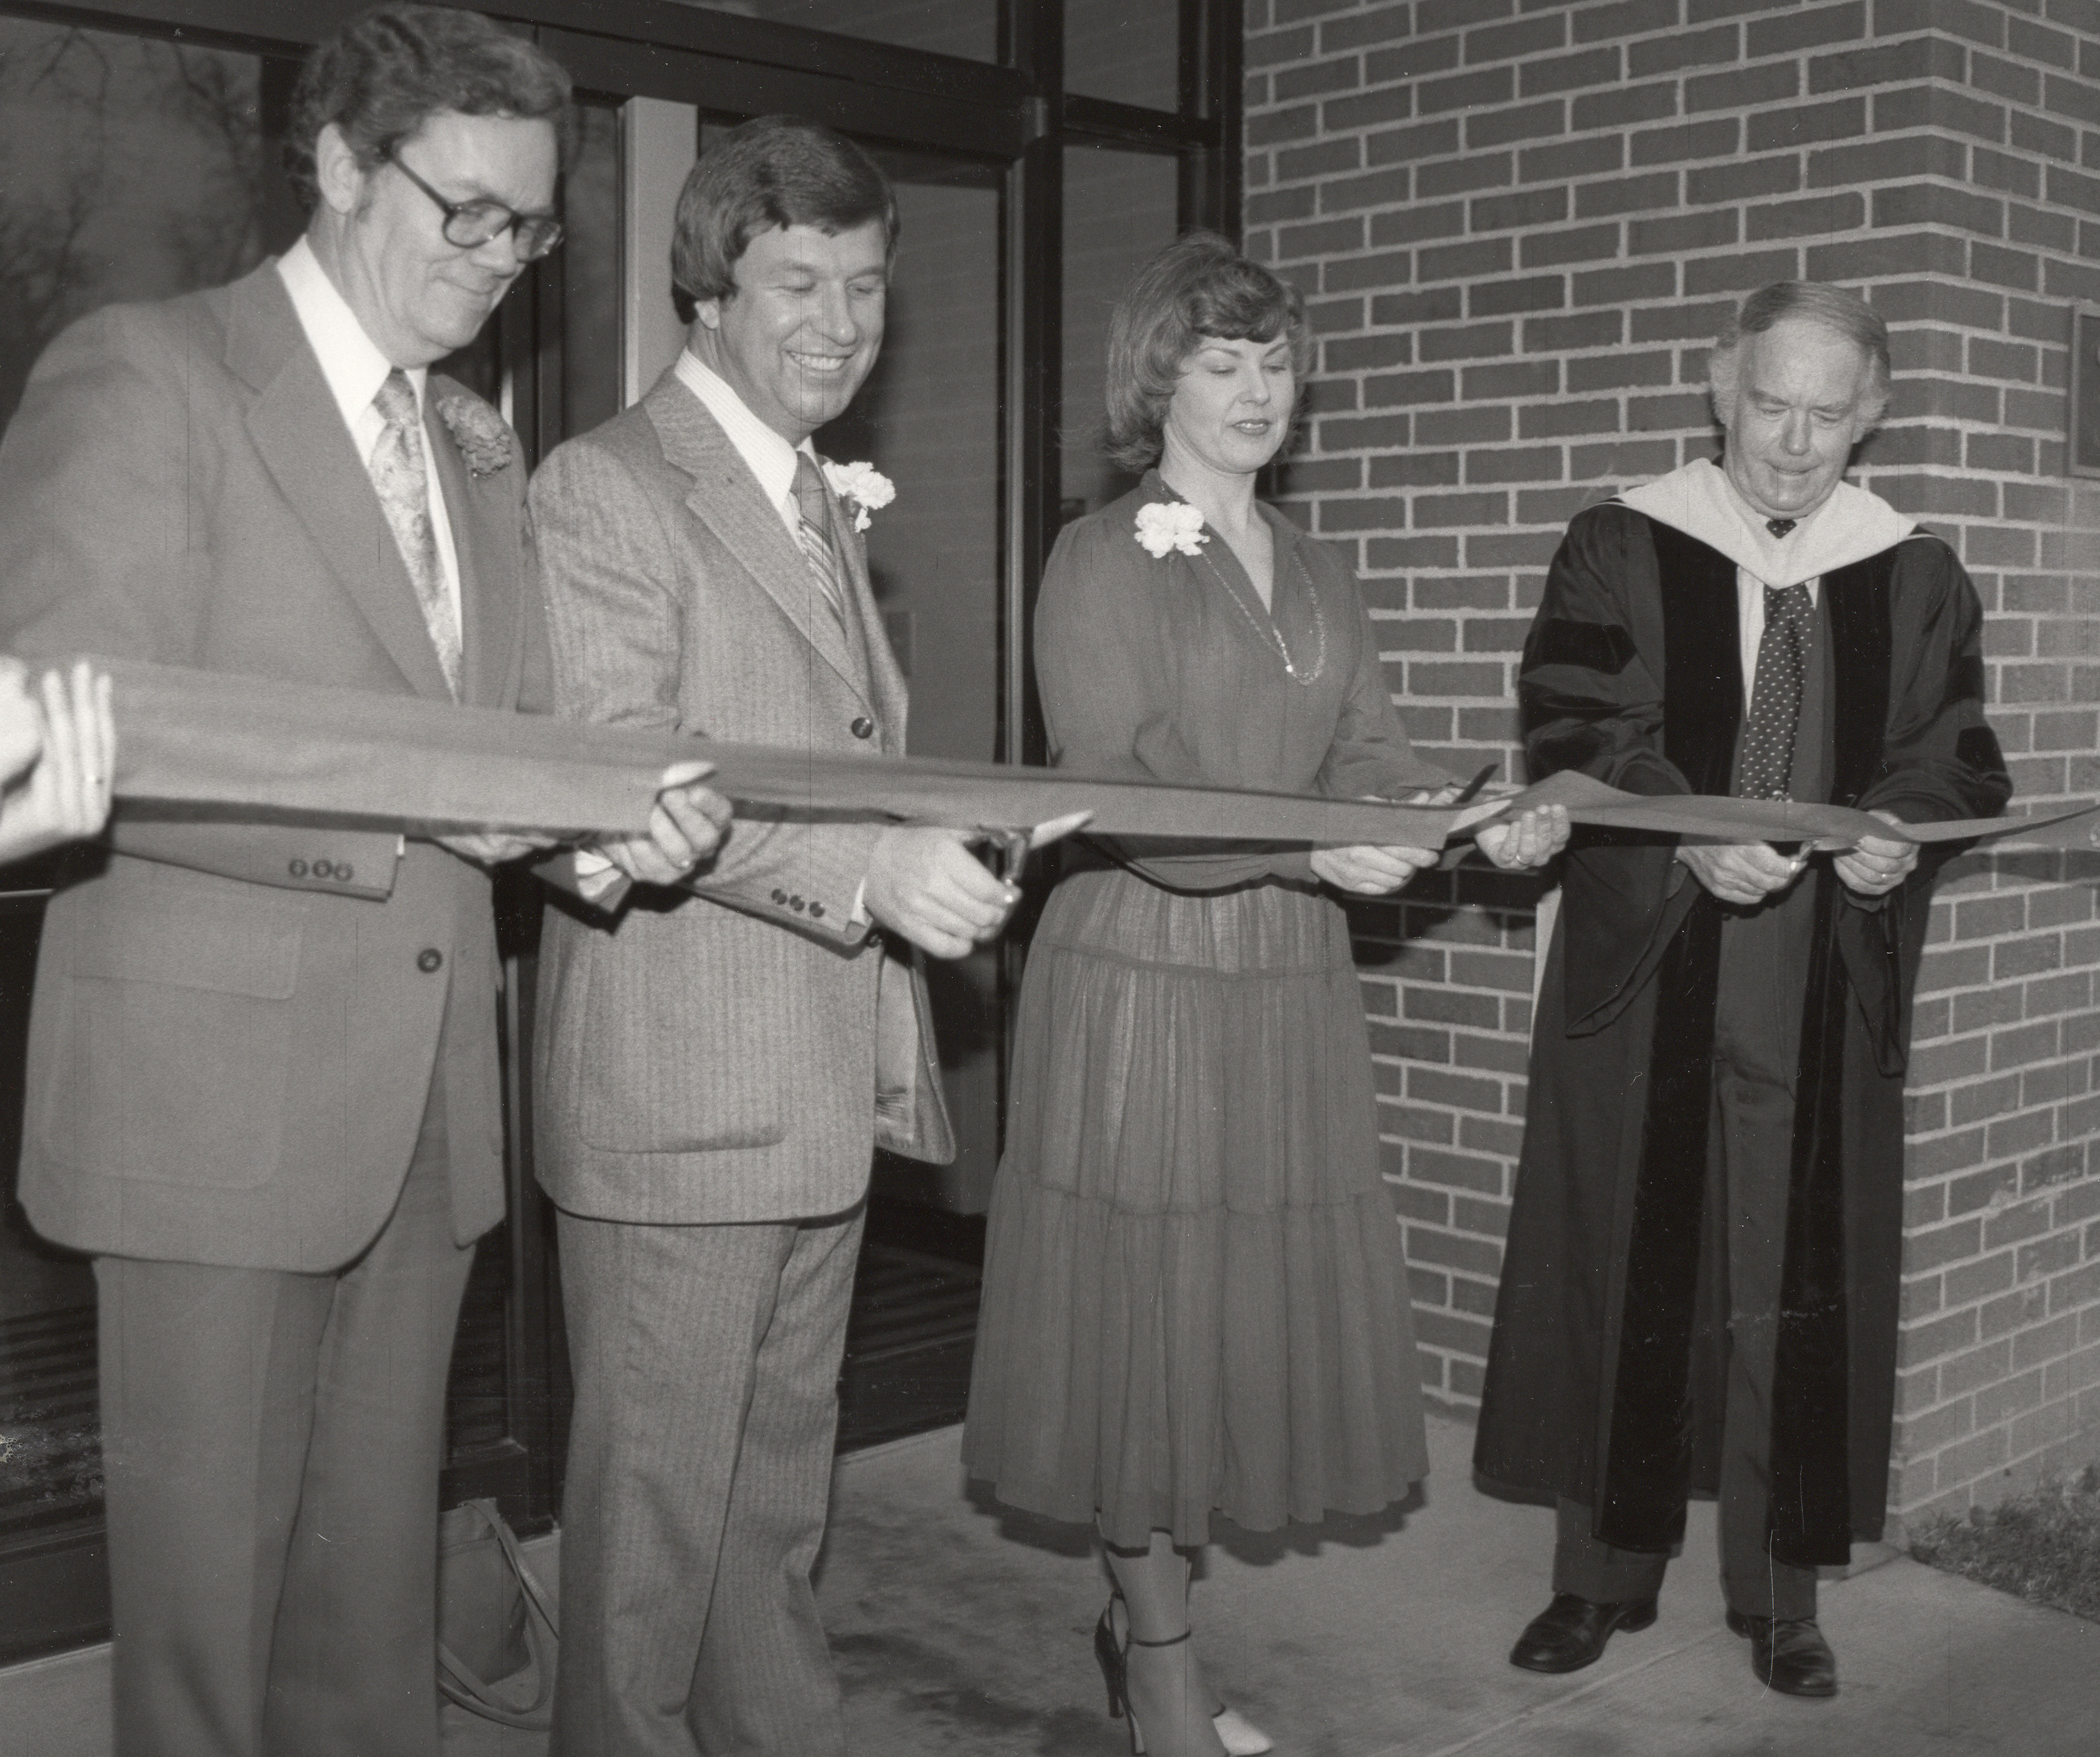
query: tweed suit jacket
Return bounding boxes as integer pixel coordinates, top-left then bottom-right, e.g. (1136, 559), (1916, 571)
(531, 366), (953, 1227)
(0, 261), (550, 1271)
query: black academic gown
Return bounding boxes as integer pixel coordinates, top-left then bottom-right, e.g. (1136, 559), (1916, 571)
(1473, 501), (2011, 1567)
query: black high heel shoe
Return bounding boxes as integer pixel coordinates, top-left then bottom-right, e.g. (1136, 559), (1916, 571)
(1094, 1600), (1271, 1755)
(1093, 1601), (1193, 1755)
(1093, 1602), (1130, 1728)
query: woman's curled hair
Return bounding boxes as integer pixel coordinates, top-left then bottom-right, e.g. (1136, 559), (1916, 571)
(1103, 231), (1313, 473)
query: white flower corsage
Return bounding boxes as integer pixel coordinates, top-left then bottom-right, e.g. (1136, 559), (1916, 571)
(436, 390), (515, 477)
(821, 459), (895, 533)
(1134, 498), (1207, 558)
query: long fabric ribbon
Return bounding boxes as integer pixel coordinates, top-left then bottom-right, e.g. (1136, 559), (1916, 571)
(92, 656), (1464, 844)
(1488, 768), (2100, 852)
(84, 656), (2089, 854)
(102, 657), (677, 836)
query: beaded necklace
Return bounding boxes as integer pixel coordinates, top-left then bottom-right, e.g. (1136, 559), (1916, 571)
(1191, 534), (1328, 686)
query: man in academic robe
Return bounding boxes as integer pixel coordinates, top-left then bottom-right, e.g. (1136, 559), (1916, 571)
(529, 116), (1040, 1757)
(0, 10), (719, 1753)
(1474, 282), (2011, 1698)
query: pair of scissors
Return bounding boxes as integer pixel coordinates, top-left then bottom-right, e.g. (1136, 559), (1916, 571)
(972, 826), (1032, 883)
(1448, 762), (1499, 806)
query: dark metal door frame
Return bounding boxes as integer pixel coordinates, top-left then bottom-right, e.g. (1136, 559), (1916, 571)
(0, 0), (1240, 1663)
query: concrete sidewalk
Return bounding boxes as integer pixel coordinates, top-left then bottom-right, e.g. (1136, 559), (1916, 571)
(9, 1411), (2096, 1754)
(819, 1412), (2100, 1756)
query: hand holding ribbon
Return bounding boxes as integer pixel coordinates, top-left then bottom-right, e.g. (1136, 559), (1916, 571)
(594, 759), (732, 885)
(0, 659), (115, 864)
(1310, 842), (1440, 894)
(1831, 809), (1919, 897)
(1452, 782), (1570, 871)
(1675, 840), (1808, 907)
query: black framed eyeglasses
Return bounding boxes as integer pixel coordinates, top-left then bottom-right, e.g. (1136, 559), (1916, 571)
(382, 146), (564, 262)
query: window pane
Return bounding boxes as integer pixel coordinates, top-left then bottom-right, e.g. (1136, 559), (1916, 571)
(1066, 0), (1179, 112)
(823, 156), (1003, 766)
(1060, 145), (1179, 520)
(0, 897), (92, 1550)
(0, 18), (297, 1638)
(0, 19), (296, 428)
(682, 0), (1000, 63)
(562, 100), (623, 439)
(812, 149), (1004, 1216)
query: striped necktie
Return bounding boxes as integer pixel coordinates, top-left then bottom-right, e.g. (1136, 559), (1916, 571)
(791, 452), (847, 624)
(369, 370), (461, 697)
(1737, 582), (1813, 801)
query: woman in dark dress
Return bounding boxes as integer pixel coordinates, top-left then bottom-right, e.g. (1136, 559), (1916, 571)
(961, 235), (1566, 1756)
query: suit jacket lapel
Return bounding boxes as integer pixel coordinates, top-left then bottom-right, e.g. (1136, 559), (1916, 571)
(643, 376), (868, 704)
(820, 467), (909, 748)
(424, 379), (520, 709)
(229, 265), (453, 702)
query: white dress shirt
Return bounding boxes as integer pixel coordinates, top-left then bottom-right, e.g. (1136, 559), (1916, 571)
(276, 237), (463, 632)
(672, 346), (822, 537)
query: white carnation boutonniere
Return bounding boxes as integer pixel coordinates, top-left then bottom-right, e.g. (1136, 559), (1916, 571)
(1134, 498), (1207, 558)
(436, 390), (515, 478)
(821, 459), (895, 533)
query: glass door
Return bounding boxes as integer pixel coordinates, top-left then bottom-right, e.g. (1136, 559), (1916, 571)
(0, 14), (300, 1661)
(822, 144), (1012, 1448)
(0, 0), (1244, 1656)
(819, 148), (1007, 1215)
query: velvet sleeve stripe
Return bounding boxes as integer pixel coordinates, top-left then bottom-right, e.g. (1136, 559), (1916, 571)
(1527, 618), (1640, 676)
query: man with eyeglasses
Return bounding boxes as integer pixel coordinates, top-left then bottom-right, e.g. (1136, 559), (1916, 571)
(0, 8), (721, 1753)
(382, 137), (570, 263)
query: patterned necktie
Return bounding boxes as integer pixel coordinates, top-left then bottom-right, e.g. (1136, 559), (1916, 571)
(368, 370), (462, 697)
(1738, 582), (1814, 801)
(791, 451), (847, 624)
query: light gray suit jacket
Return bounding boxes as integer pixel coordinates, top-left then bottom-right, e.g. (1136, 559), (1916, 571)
(0, 263), (546, 1270)
(530, 367), (953, 1226)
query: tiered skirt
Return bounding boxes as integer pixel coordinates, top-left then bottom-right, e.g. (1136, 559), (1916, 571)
(962, 864), (1428, 1547)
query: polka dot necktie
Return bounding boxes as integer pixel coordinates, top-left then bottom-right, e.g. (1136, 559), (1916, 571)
(1738, 582), (1813, 801)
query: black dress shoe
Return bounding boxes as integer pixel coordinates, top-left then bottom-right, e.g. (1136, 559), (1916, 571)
(1726, 1608), (1837, 1698)
(1509, 1592), (1658, 1673)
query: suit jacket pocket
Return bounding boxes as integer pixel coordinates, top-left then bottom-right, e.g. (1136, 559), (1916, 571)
(570, 926), (790, 1154)
(872, 946), (955, 1166)
(40, 889), (304, 1188)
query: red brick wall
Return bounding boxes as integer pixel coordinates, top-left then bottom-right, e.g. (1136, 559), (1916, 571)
(1243, 0), (2100, 1533)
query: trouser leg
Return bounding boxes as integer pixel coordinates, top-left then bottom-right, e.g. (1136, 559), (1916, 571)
(686, 1205), (864, 1757)
(1711, 1060), (1818, 1621)
(552, 1207), (861, 1757)
(97, 1255), (333, 1757)
(262, 1077), (477, 1757)
(1551, 1498), (1670, 1604)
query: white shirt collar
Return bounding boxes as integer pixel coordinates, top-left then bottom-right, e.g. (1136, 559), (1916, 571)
(276, 238), (429, 435)
(672, 348), (815, 534)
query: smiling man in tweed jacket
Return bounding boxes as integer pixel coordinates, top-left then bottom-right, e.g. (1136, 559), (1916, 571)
(530, 116), (1028, 1757)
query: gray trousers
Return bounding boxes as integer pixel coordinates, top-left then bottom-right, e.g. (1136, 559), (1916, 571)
(550, 1202), (866, 1757)
(96, 1064), (473, 1757)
